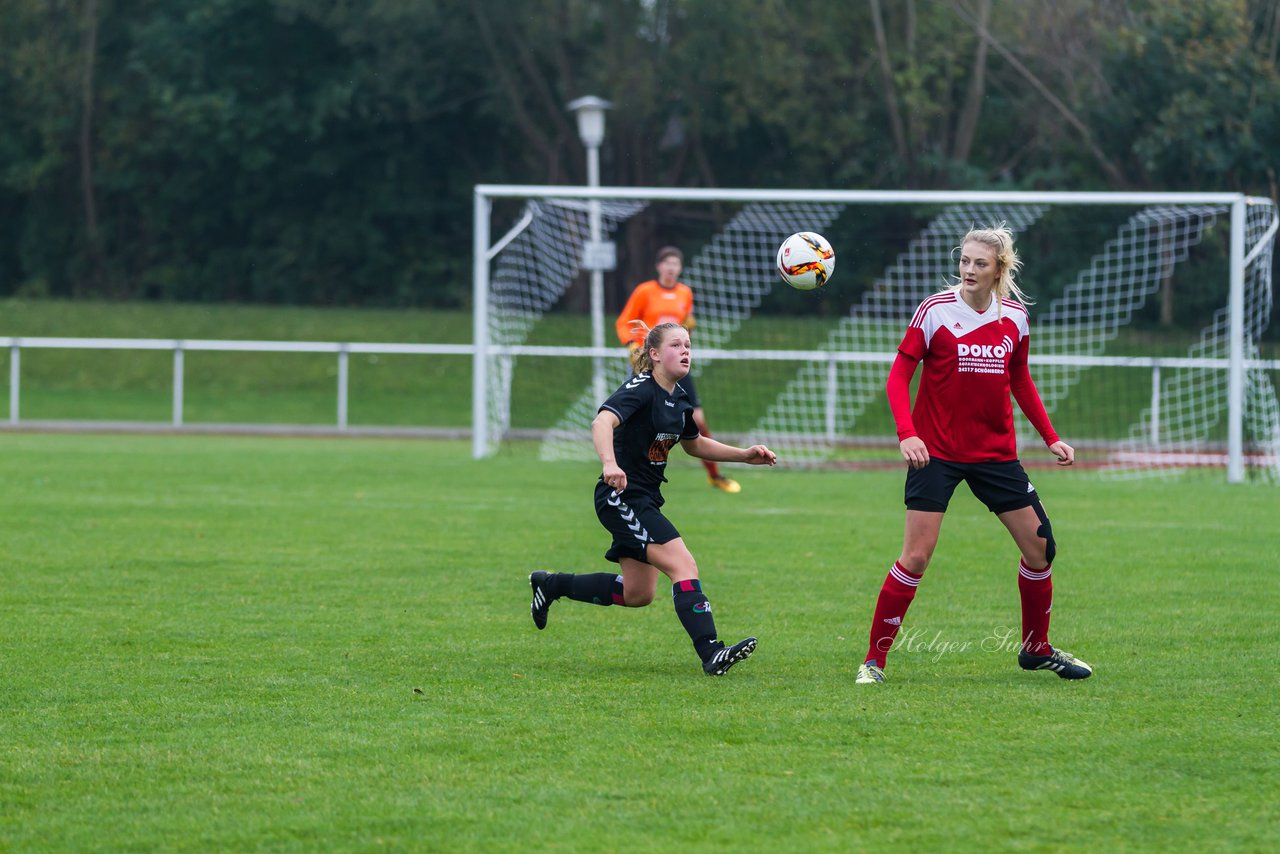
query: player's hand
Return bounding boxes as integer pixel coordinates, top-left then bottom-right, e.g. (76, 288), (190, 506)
(1048, 440), (1075, 466)
(742, 445), (777, 466)
(602, 462), (628, 493)
(900, 437), (929, 469)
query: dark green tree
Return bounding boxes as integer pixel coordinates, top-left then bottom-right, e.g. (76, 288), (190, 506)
(0, 0), (1274, 309)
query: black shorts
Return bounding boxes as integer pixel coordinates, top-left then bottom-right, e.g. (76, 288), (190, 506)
(676, 373), (701, 408)
(594, 481), (681, 563)
(904, 458), (1040, 514)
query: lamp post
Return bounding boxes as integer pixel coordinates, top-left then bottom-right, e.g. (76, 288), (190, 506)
(567, 95), (613, 406)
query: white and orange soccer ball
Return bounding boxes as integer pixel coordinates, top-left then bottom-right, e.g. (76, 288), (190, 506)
(776, 231), (835, 290)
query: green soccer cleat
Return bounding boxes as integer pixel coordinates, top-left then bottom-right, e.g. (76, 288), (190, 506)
(1018, 646), (1093, 680)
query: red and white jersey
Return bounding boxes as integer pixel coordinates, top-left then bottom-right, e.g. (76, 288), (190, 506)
(894, 291), (1056, 462)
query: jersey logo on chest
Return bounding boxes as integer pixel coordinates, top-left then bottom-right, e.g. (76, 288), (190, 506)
(647, 433), (679, 463)
(955, 334), (1015, 374)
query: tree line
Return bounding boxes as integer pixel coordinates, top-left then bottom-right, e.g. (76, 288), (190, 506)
(1, 0), (1276, 309)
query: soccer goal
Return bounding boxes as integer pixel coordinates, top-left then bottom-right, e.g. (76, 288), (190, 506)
(472, 186), (1279, 483)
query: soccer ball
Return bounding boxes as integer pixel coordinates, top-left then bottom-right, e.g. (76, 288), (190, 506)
(776, 232), (835, 290)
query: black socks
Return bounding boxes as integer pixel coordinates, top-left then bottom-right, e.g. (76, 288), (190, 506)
(671, 578), (719, 660)
(545, 573), (722, 662)
(548, 572), (624, 606)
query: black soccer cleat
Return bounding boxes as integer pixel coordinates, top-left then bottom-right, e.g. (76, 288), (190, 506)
(529, 571), (554, 630)
(1018, 646), (1093, 680)
(702, 636), (757, 676)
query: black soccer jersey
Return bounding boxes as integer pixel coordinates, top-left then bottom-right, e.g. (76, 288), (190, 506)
(598, 372), (700, 493)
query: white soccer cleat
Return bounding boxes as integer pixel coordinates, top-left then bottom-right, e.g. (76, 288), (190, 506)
(855, 662), (886, 684)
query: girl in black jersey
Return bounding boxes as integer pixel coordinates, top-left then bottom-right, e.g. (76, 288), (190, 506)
(528, 322), (777, 676)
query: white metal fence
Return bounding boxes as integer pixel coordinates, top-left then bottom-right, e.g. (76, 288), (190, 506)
(0, 337), (471, 429)
(3, 337), (1277, 451)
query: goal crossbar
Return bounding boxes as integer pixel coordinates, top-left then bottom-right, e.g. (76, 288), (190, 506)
(476, 185), (1249, 206)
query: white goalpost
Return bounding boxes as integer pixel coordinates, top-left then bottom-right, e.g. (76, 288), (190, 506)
(472, 186), (1279, 483)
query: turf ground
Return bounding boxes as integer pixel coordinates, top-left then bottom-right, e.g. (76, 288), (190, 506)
(1, 433), (1276, 851)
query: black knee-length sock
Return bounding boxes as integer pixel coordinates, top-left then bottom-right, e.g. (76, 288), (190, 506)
(547, 572), (624, 606)
(671, 578), (719, 660)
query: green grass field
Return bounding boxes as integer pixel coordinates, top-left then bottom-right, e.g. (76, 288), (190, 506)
(2, 433), (1276, 851)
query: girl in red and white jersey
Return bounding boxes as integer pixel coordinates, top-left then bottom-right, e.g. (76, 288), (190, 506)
(855, 224), (1093, 684)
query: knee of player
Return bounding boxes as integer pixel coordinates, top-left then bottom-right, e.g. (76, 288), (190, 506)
(1031, 501), (1057, 565)
(649, 539), (699, 581)
(1020, 544), (1050, 568)
(898, 553), (931, 576)
(624, 590), (655, 607)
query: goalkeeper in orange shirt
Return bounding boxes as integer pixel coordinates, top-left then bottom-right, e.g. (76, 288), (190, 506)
(615, 246), (741, 493)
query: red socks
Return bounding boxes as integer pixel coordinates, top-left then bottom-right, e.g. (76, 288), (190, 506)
(863, 558), (1054, 669)
(1017, 559), (1053, 655)
(864, 562), (921, 668)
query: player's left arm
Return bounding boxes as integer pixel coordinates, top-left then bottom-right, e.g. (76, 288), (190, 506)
(1009, 337), (1074, 466)
(680, 435), (777, 466)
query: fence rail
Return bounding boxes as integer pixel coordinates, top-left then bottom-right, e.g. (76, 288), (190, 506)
(2, 336), (1278, 434)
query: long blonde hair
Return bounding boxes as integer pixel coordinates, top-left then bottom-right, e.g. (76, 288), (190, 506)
(950, 223), (1032, 317)
(629, 320), (686, 374)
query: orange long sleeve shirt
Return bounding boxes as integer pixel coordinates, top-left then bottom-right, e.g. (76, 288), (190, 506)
(615, 280), (695, 347)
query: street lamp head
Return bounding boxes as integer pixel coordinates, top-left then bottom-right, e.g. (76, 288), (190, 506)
(567, 95), (613, 148)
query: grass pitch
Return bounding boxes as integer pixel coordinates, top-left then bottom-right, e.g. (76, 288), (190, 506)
(1, 433), (1276, 851)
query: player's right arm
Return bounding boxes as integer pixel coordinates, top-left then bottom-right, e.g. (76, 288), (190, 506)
(887, 324), (928, 468)
(592, 409), (626, 491)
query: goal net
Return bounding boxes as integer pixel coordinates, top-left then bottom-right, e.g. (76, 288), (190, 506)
(473, 187), (1279, 483)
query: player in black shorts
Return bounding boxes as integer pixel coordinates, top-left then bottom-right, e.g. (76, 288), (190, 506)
(528, 322), (777, 676)
(855, 224), (1090, 685)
